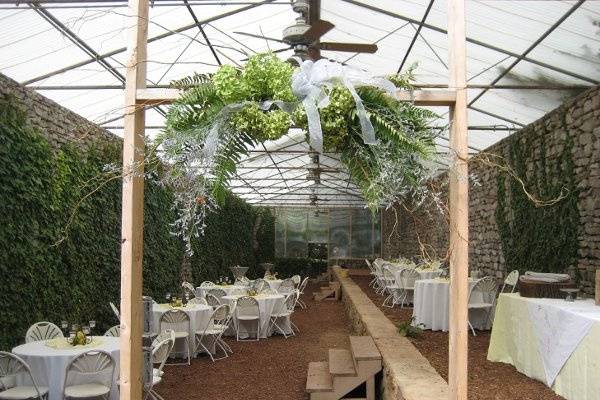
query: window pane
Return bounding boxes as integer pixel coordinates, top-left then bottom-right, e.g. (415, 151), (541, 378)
(351, 209), (373, 258)
(373, 211), (381, 257)
(274, 209), (285, 257)
(329, 210), (350, 258)
(285, 209), (307, 257)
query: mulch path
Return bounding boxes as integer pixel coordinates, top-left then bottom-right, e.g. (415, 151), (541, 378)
(155, 283), (351, 400)
(352, 275), (564, 400)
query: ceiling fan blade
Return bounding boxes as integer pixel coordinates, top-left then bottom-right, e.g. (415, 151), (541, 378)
(318, 42), (378, 53)
(234, 31), (287, 44)
(303, 19), (334, 43)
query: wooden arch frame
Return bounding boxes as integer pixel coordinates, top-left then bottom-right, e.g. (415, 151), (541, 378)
(119, 1), (468, 399)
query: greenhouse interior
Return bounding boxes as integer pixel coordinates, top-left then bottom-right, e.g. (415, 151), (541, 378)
(0, 1), (598, 400)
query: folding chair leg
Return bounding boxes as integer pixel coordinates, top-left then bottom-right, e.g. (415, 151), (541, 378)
(468, 320), (476, 336)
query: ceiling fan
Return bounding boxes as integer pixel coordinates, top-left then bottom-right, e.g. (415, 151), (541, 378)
(235, 0), (378, 63)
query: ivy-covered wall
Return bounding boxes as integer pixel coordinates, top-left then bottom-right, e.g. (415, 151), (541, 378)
(383, 86), (600, 296)
(0, 80), (275, 349)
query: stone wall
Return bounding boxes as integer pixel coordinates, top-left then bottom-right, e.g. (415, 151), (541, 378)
(382, 86), (600, 295)
(0, 73), (119, 149)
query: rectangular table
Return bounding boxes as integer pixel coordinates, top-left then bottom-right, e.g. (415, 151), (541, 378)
(487, 293), (600, 400)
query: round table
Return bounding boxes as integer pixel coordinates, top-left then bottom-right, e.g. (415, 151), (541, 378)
(412, 278), (490, 331)
(152, 303), (214, 356)
(195, 285), (247, 299)
(12, 337), (120, 400)
(222, 294), (290, 339)
(264, 279), (283, 292)
(393, 268), (443, 286)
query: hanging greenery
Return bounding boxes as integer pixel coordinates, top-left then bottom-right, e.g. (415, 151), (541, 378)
(159, 53), (439, 251)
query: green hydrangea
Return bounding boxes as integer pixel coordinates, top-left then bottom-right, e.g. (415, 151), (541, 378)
(242, 53), (295, 102)
(229, 105), (291, 141)
(213, 65), (248, 103)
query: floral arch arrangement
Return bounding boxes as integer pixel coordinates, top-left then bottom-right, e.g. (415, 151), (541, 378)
(159, 53), (439, 252)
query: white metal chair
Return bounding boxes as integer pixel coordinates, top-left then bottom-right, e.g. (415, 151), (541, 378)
(501, 270), (519, 293)
(278, 278), (295, 294)
(159, 310), (191, 365)
(0, 352), (48, 400)
(234, 296), (260, 341)
(25, 322), (63, 343)
(103, 326), (120, 337)
(109, 302), (120, 321)
(63, 350), (115, 400)
(260, 287), (277, 294)
(381, 266), (402, 308)
(399, 268), (420, 308)
(468, 276), (498, 336)
(268, 291), (297, 338)
(207, 288), (226, 301)
(365, 259), (378, 288)
(295, 277), (310, 309)
(205, 293), (221, 309)
(195, 305), (231, 362)
(188, 297), (208, 305)
(291, 275), (301, 286)
(252, 279), (268, 292)
(181, 281), (195, 297)
(146, 331), (175, 400)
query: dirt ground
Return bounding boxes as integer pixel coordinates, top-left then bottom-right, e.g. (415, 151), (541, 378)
(352, 275), (564, 400)
(156, 283), (351, 400)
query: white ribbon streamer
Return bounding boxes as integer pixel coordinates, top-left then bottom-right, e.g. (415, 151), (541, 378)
(291, 58), (397, 153)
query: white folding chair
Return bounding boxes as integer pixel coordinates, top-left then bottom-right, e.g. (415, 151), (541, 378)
(278, 278), (295, 294)
(109, 302), (120, 321)
(296, 277), (310, 309)
(381, 266), (402, 308)
(252, 279), (268, 292)
(501, 270), (519, 293)
(146, 331), (175, 400)
(0, 352), (48, 400)
(63, 350), (115, 400)
(195, 305), (231, 362)
(234, 296), (260, 341)
(25, 322), (63, 343)
(207, 288), (226, 301)
(268, 291), (297, 338)
(468, 276), (498, 336)
(159, 310), (191, 365)
(399, 268), (420, 308)
(103, 326), (120, 337)
(188, 297), (208, 306)
(291, 275), (301, 287)
(181, 281), (195, 297)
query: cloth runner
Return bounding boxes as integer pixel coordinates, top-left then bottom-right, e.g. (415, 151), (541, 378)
(526, 298), (597, 386)
(523, 271), (571, 283)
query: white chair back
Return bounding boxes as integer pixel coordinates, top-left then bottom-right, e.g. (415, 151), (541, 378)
(206, 293), (221, 308)
(152, 330), (175, 370)
(181, 281), (195, 295)
(469, 276), (498, 305)
(0, 351), (45, 397)
(207, 288), (226, 300)
(291, 275), (301, 286)
(109, 302), (120, 320)
(199, 281), (215, 288)
(188, 297), (208, 305)
(64, 350), (115, 392)
(400, 268), (420, 289)
(298, 277), (309, 293)
(25, 321), (63, 343)
(235, 296), (259, 318)
(278, 278), (295, 294)
(252, 279), (268, 292)
(104, 326), (120, 337)
(501, 270), (519, 293)
(159, 310), (190, 334)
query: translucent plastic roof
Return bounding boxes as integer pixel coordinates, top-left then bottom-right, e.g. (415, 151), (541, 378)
(1, 0), (598, 206)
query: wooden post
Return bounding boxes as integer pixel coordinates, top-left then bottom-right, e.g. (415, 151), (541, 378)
(120, 1), (148, 400)
(447, 0), (469, 399)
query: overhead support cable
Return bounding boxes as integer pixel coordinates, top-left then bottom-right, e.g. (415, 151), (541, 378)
(467, 0), (585, 107)
(340, 0), (599, 85)
(183, 0), (222, 66)
(21, 0), (277, 85)
(397, 0), (435, 73)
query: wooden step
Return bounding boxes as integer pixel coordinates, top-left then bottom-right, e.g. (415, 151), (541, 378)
(350, 336), (381, 362)
(306, 362), (334, 393)
(328, 349), (356, 377)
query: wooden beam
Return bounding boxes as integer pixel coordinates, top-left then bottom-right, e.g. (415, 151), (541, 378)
(137, 88), (456, 106)
(447, 1), (469, 400)
(120, 1), (148, 400)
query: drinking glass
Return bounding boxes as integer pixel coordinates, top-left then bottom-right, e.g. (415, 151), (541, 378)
(165, 292), (171, 302)
(61, 321), (68, 330)
(82, 325), (90, 335)
(89, 320), (96, 329)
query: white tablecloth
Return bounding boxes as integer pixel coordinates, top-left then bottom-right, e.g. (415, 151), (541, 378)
(222, 294), (290, 339)
(264, 279), (283, 291)
(393, 268), (442, 285)
(412, 278), (490, 331)
(195, 285), (246, 299)
(12, 337), (120, 400)
(488, 294), (600, 400)
(152, 303), (214, 356)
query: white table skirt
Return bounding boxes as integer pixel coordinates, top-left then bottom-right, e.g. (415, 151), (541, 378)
(222, 294), (290, 339)
(12, 337), (120, 400)
(152, 304), (214, 356)
(413, 278), (490, 331)
(195, 285), (246, 299)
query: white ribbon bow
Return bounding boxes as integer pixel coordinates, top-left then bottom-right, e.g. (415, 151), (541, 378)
(291, 58), (397, 153)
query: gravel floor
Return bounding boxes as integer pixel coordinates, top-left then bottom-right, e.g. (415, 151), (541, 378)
(352, 275), (564, 400)
(155, 282), (351, 400)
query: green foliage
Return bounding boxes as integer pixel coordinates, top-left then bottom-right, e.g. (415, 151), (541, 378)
(274, 258), (327, 278)
(495, 113), (580, 275)
(0, 94), (275, 349)
(397, 318), (425, 338)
